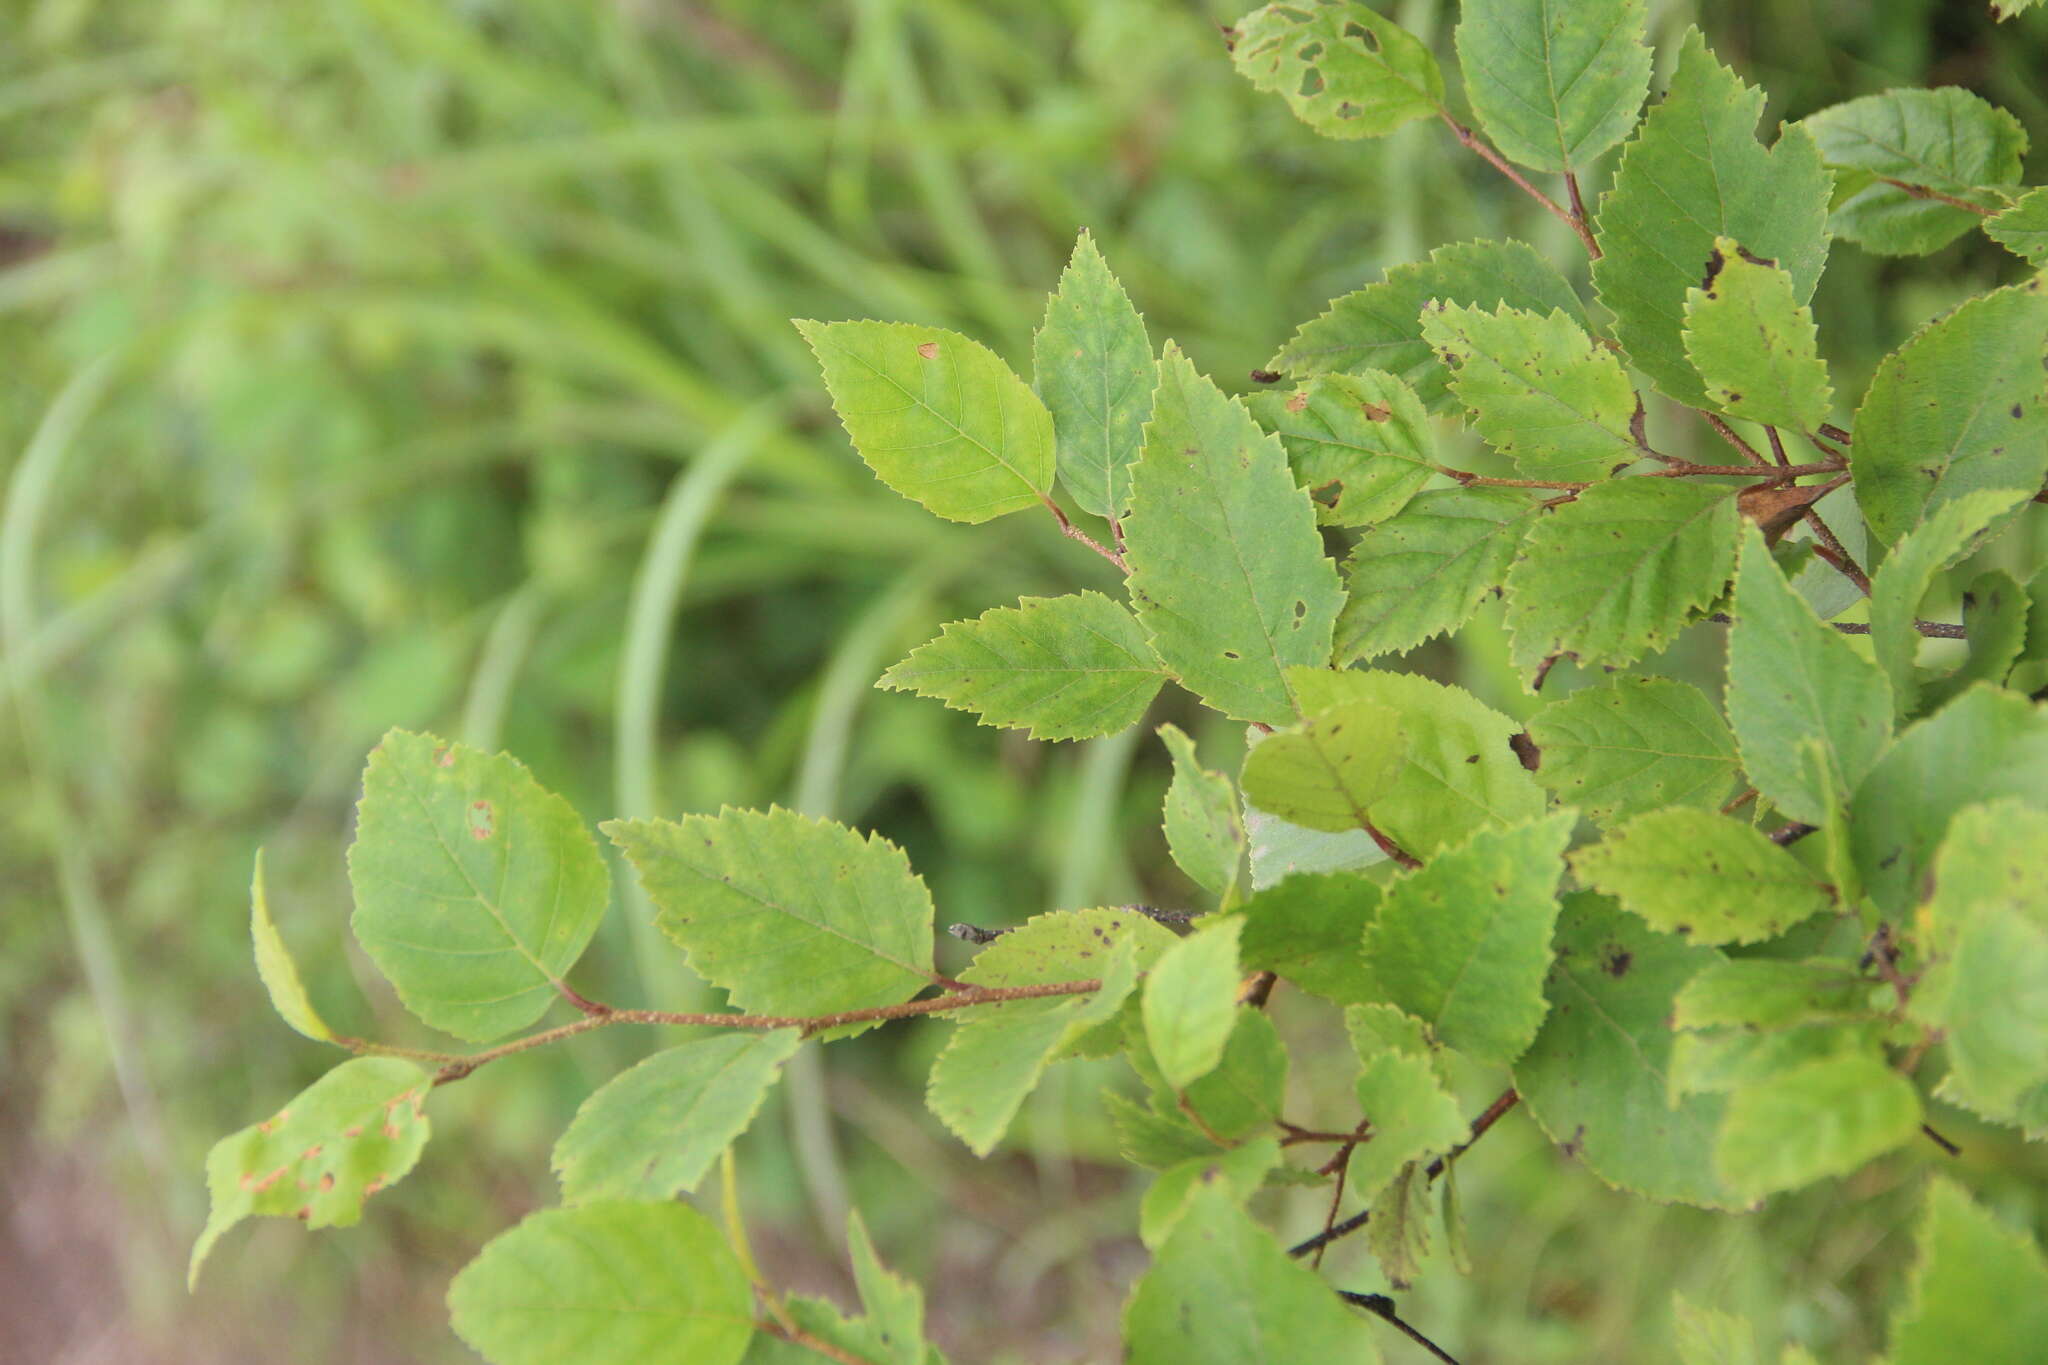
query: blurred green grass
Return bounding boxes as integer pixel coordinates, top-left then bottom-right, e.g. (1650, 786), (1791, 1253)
(3, 1), (2046, 1361)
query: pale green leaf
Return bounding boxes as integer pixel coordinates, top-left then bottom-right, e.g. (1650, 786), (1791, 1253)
(1681, 238), (1833, 433)
(448, 1202), (753, 1365)
(1504, 479), (1740, 675)
(1421, 302), (1643, 480)
(1800, 88), (2027, 255)
(877, 592), (1164, 741)
(1592, 29), (1832, 406)
(1715, 1053), (1920, 1199)
(605, 807), (934, 1019)
(1290, 667), (1544, 857)
(1347, 1002), (1438, 1064)
(1245, 807), (1388, 889)
(1454, 0), (1650, 172)
(1674, 1295), (1764, 1365)
(1336, 487), (1541, 663)
(1849, 685), (2048, 916)
(1158, 724), (1246, 900)
(1526, 675), (1739, 826)
(1271, 239), (1586, 409)
(1727, 522), (1892, 825)
(250, 849), (335, 1043)
(1514, 894), (1743, 1209)
(1921, 569), (2031, 710)
(551, 1031), (803, 1205)
(1140, 1140), (1280, 1251)
(834, 1209), (936, 1365)
(1247, 370), (1436, 525)
(1572, 809), (1834, 946)
(1361, 811), (1573, 1064)
(1240, 699), (1406, 833)
(349, 729), (610, 1042)
(1368, 1161), (1432, 1289)
(1107, 1089), (1223, 1171)
(191, 1057), (430, 1287)
(1671, 1021), (1891, 1101)
(1851, 276), (2048, 550)
(1674, 958), (1873, 1031)
(1177, 1007), (1290, 1141)
(1143, 918), (1244, 1090)
(1034, 231), (1154, 519)
(1868, 490), (2031, 716)
(1888, 1177), (2048, 1365)
(1125, 343), (1344, 724)
(1349, 1051), (1466, 1201)
(1230, 1), (1442, 140)
(1237, 872), (1382, 1005)
(1985, 185), (2048, 265)
(795, 319), (1053, 523)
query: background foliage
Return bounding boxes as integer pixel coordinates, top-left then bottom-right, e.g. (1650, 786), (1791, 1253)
(4, 1), (2047, 1360)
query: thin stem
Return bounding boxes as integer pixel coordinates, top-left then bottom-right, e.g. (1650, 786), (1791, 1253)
(1700, 412), (1770, 466)
(1720, 787), (1759, 815)
(1340, 1293), (1463, 1365)
(1801, 506), (1872, 594)
(1765, 427), (1791, 468)
(1817, 422), (1853, 445)
(1040, 495), (1127, 573)
(1706, 612), (1965, 641)
(1361, 815), (1422, 870)
(1438, 111), (1599, 257)
(1878, 177), (1995, 215)
(1565, 169), (1591, 228)
(757, 1319), (881, 1365)
(1440, 465), (1590, 491)
(1920, 1124), (1962, 1158)
(1646, 458), (1844, 479)
(419, 978), (1105, 1084)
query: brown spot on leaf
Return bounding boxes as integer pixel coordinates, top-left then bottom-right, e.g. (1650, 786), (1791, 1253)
(1604, 950), (1632, 978)
(434, 746), (456, 768)
(1360, 401), (1391, 421)
(1699, 246), (1726, 292)
(1510, 732), (1541, 771)
(468, 800), (496, 840)
(916, 342), (940, 360)
(1250, 368), (1282, 384)
(1285, 391), (1309, 412)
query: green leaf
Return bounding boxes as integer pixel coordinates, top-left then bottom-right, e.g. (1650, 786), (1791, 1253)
(1922, 569), (2031, 710)
(1176, 1007), (1290, 1141)
(250, 850), (335, 1043)
(1851, 276), (2048, 550)
(928, 937), (1138, 1155)
(1453, 0), (1651, 173)
(1107, 1089), (1223, 1171)
(1237, 872), (1382, 1005)
(1572, 809), (1834, 946)
(551, 1031), (803, 1205)
(1229, 1), (1442, 140)
(1727, 522), (1892, 825)
(1125, 343), (1344, 724)
(1714, 1053), (1920, 1199)
(1514, 894), (1743, 1209)
(795, 319), (1053, 523)
(1247, 370), (1436, 525)
(1240, 700), (1406, 833)
(1143, 918), (1244, 1090)
(826, 1210), (937, 1365)
(1361, 811), (1573, 1064)
(877, 592), (1164, 741)
(1849, 685), (2048, 916)
(1985, 185), (2048, 265)
(1336, 487), (1541, 664)
(1271, 239), (1587, 409)
(606, 808), (934, 1019)
(1681, 239), (1834, 433)
(1591, 29), (1832, 406)
(1291, 667), (1545, 857)
(1504, 479), (1740, 675)
(1140, 1140), (1280, 1251)
(1349, 1051), (1466, 1201)
(1909, 803), (2048, 1130)
(1800, 88), (2027, 256)
(349, 729), (610, 1042)
(1671, 1020), (1890, 1101)
(1124, 1179), (1379, 1364)
(1421, 302), (1643, 480)
(448, 1202), (753, 1365)
(191, 1057), (430, 1287)
(1674, 959), (1873, 1031)
(1888, 1177), (2048, 1365)
(1674, 1295), (1764, 1365)
(1158, 724), (1246, 900)
(1033, 231), (1154, 519)
(1868, 490), (2031, 716)
(1527, 675), (1739, 826)
(1368, 1161), (1432, 1289)
(1347, 1002), (1439, 1065)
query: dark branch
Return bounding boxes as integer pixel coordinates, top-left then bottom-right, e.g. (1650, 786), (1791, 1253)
(1339, 1293), (1463, 1365)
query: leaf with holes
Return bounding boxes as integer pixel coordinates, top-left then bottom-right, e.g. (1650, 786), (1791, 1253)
(1681, 238), (1833, 433)
(877, 591), (1165, 741)
(191, 1057), (430, 1287)
(1504, 479), (1740, 676)
(1527, 675), (1740, 826)
(1247, 370), (1436, 525)
(1454, 0), (1651, 173)
(1422, 302), (1643, 481)
(1270, 239), (1587, 409)
(1034, 231), (1155, 519)
(348, 729), (610, 1043)
(796, 318), (1053, 523)
(1591, 29), (1832, 406)
(1229, 0), (1442, 141)
(1124, 343), (1343, 725)
(606, 807), (934, 1019)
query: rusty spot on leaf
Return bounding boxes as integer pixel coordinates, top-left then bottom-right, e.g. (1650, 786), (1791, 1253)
(916, 342), (940, 360)
(469, 800), (496, 840)
(1360, 401), (1391, 421)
